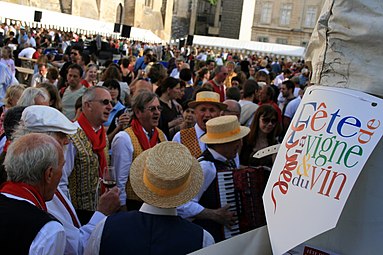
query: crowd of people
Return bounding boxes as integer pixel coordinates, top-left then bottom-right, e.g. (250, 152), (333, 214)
(0, 22), (311, 254)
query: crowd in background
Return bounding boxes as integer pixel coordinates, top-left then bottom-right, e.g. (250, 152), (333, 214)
(0, 21), (312, 254)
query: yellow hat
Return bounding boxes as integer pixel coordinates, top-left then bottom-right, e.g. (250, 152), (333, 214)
(130, 142), (204, 208)
(188, 91), (227, 110)
(201, 115), (250, 144)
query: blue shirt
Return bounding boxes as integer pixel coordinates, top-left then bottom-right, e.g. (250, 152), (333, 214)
(0, 62), (18, 106)
(104, 101), (125, 127)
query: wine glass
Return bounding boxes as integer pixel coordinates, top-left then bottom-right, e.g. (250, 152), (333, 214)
(102, 166), (117, 190)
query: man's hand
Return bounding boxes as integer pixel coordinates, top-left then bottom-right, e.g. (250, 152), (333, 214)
(97, 187), (121, 216)
(212, 204), (236, 228)
(196, 204), (236, 228)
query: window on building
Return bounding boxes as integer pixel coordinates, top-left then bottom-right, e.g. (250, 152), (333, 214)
(116, 4), (123, 24)
(260, 2), (272, 24)
(145, 0), (153, 8)
(276, 38), (288, 44)
(280, 4), (292, 26)
(305, 6), (317, 28)
(301, 41), (308, 47)
(258, 36), (269, 43)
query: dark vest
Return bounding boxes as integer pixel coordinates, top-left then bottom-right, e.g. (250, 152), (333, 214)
(193, 149), (231, 243)
(100, 211), (203, 255)
(0, 194), (58, 254)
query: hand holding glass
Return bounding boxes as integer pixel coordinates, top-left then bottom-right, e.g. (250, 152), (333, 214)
(102, 166), (117, 189)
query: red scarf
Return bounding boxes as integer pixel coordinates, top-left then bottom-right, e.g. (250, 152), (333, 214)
(3, 140), (11, 153)
(77, 113), (107, 177)
(131, 118), (159, 150)
(0, 182), (47, 211)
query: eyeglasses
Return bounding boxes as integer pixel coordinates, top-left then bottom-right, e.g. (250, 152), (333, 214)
(88, 99), (113, 105)
(138, 77), (151, 82)
(144, 105), (163, 112)
(261, 117), (277, 125)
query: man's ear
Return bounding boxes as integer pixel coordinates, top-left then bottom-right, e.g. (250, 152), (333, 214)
(44, 166), (54, 184)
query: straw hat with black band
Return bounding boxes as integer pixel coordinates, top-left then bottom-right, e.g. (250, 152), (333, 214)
(130, 142), (204, 208)
(200, 115), (250, 144)
(188, 91), (227, 111)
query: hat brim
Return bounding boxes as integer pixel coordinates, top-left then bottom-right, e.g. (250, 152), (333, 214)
(130, 149), (204, 208)
(188, 101), (228, 111)
(200, 126), (250, 144)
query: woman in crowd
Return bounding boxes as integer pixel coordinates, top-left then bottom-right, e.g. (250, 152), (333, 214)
(147, 62), (168, 93)
(0, 46), (16, 76)
(103, 79), (126, 129)
(81, 63), (99, 88)
(2, 85), (25, 109)
(17, 87), (50, 107)
(36, 83), (63, 112)
(119, 58), (135, 85)
(98, 65), (129, 105)
(46, 67), (59, 86)
(156, 77), (183, 140)
(240, 104), (280, 168)
(0, 85), (25, 140)
(193, 67), (210, 88)
(179, 99), (196, 130)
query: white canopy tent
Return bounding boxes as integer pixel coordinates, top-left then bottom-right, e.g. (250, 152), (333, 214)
(0, 1), (162, 43)
(191, 35), (306, 58)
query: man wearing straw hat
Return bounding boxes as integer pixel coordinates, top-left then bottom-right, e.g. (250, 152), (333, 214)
(173, 90), (226, 158)
(177, 115), (250, 242)
(85, 142), (215, 254)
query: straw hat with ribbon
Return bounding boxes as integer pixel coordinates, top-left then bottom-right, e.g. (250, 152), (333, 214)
(130, 142), (204, 208)
(188, 91), (227, 110)
(200, 115), (250, 144)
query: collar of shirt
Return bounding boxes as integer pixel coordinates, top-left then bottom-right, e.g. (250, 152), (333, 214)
(139, 203), (177, 216)
(207, 147), (240, 168)
(195, 123), (205, 139)
(143, 126), (154, 139)
(207, 147), (228, 162)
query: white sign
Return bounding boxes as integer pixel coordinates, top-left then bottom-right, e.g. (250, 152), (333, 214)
(263, 86), (383, 254)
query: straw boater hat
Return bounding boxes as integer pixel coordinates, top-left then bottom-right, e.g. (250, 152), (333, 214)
(188, 91), (227, 110)
(130, 142), (204, 208)
(200, 115), (250, 144)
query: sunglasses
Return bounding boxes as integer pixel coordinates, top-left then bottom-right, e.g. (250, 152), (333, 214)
(144, 105), (163, 112)
(89, 99), (113, 105)
(261, 117), (277, 125)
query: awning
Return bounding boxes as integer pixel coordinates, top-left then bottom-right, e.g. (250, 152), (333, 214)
(192, 35), (305, 58)
(0, 1), (162, 43)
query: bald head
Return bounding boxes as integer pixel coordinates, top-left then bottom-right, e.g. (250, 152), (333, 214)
(222, 99), (241, 120)
(131, 79), (153, 96)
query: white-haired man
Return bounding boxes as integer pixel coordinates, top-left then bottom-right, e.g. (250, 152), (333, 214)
(0, 133), (66, 254)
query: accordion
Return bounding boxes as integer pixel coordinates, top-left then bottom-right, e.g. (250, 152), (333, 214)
(217, 166), (271, 239)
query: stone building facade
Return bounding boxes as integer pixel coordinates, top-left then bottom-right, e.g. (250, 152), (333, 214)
(251, 0), (325, 47)
(3, 0), (174, 41)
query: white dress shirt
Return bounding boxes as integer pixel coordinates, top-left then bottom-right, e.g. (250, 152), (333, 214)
(84, 203), (215, 255)
(2, 193), (66, 255)
(18, 47), (36, 59)
(111, 127), (167, 205)
(172, 123), (207, 153)
(47, 187), (106, 255)
(177, 148), (239, 219)
(59, 122), (80, 199)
